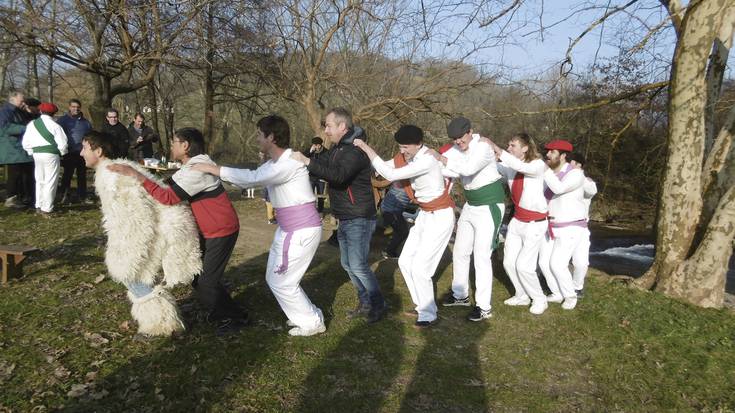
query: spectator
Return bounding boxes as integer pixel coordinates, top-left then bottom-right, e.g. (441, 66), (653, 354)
(57, 99), (93, 204)
(303, 136), (326, 213)
(0, 90), (34, 209)
(100, 108), (129, 158)
(21, 102), (68, 215)
(128, 112), (159, 161)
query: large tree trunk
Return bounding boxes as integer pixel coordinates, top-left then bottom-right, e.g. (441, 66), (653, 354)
(89, 75), (113, 128)
(635, 0), (735, 307)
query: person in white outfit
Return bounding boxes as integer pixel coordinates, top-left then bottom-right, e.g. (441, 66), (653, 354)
(22, 102), (68, 215)
(487, 133), (549, 315)
(193, 115), (325, 337)
(536, 140), (586, 310)
(354, 125), (455, 328)
(568, 152), (596, 296)
(431, 117), (505, 322)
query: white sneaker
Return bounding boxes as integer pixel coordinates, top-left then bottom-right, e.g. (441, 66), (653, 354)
(562, 297), (578, 310)
(288, 323), (326, 337)
(547, 293), (564, 303)
(529, 300), (548, 315)
(503, 295), (531, 306)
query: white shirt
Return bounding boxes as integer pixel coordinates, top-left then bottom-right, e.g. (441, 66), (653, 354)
(497, 151), (548, 213)
(371, 146), (445, 203)
(22, 114), (68, 156)
(543, 163), (586, 223)
(582, 176), (597, 220)
(220, 148), (315, 208)
(174, 154), (222, 196)
(442, 134), (502, 190)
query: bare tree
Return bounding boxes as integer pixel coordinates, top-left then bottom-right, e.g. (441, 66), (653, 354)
(0, 0), (206, 126)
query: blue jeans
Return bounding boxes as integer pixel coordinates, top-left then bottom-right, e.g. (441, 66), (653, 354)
(338, 217), (385, 309)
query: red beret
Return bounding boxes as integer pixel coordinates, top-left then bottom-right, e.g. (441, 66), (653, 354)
(544, 139), (573, 152)
(39, 102), (58, 114)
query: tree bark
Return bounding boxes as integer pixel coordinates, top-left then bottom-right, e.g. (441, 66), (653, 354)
(637, 0), (735, 308)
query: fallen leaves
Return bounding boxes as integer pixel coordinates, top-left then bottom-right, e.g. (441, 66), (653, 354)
(83, 332), (109, 348)
(0, 361), (16, 383)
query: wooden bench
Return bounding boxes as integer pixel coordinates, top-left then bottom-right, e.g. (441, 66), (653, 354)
(0, 245), (39, 284)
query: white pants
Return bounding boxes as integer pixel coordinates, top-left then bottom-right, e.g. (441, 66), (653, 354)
(572, 228), (591, 290)
(399, 207), (455, 322)
(451, 202), (504, 311)
(538, 226), (585, 299)
(32, 153), (60, 213)
(502, 218), (547, 302)
(266, 226), (324, 329)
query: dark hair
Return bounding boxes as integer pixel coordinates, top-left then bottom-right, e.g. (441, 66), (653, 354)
(106, 108), (119, 116)
(558, 150), (572, 160)
(311, 136), (323, 145)
(134, 112), (145, 120)
(82, 130), (116, 158)
(567, 152), (586, 166)
(327, 107), (353, 129)
(510, 132), (541, 162)
(69, 98), (81, 106)
(256, 115), (291, 149)
(174, 127), (206, 157)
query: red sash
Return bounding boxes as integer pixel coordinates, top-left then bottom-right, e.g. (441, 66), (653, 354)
(393, 152), (455, 212)
(510, 172), (547, 222)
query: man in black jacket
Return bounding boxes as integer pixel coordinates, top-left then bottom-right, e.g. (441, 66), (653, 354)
(100, 108), (129, 159)
(291, 107), (386, 323)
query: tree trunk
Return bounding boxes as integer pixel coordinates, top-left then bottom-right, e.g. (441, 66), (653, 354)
(27, 53), (40, 98)
(89, 75), (113, 128)
(635, 0), (734, 308)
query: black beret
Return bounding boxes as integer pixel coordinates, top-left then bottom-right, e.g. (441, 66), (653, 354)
(447, 116), (471, 139)
(394, 125), (423, 145)
(24, 98), (41, 107)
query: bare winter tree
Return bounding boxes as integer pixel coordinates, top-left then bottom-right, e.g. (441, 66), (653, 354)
(0, 0), (206, 126)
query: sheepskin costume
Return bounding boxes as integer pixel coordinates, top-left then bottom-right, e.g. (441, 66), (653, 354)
(94, 159), (202, 336)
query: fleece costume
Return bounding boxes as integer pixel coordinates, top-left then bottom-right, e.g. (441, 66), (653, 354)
(219, 149), (325, 332)
(22, 114), (68, 212)
(94, 159), (202, 336)
(372, 146), (455, 323)
(442, 134), (505, 312)
(141, 154), (244, 323)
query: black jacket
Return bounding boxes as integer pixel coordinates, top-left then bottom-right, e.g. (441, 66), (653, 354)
(101, 122), (130, 159)
(307, 127), (376, 220)
(128, 123), (159, 160)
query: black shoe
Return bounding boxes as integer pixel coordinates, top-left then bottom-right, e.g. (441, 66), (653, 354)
(442, 293), (471, 307)
(215, 317), (250, 336)
(346, 303), (371, 319)
(575, 289), (584, 298)
(381, 250), (399, 259)
(366, 304), (387, 324)
(467, 306), (492, 322)
(414, 319), (438, 329)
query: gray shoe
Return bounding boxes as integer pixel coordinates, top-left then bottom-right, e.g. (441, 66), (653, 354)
(4, 195), (24, 209)
(346, 303), (371, 319)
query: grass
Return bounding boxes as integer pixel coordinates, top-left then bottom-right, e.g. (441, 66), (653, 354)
(0, 195), (734, 412)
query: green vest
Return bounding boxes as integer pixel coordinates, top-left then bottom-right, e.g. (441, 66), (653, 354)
(463, 180), (506, 248)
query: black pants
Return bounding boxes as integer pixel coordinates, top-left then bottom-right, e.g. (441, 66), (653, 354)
(5, 162), (34, 203)
(193, 231), (247, 322)
(59, 153), (87, 199)
(311, 179), (325, 212)
(383, 211), (409, 256)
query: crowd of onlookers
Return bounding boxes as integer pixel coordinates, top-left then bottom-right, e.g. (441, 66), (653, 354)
(0, 90), (159, 215)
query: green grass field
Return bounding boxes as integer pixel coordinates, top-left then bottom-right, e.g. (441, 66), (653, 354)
(0, 198), (733, 412)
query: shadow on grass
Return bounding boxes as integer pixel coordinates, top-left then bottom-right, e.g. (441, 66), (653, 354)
(60, 236), (351, 412)
(296, 258), (404, 412)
